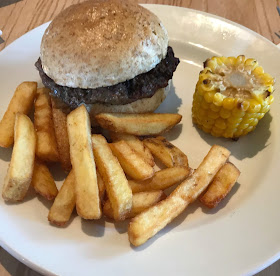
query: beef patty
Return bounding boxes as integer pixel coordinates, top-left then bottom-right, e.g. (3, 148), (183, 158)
(35, 46), (179, 109)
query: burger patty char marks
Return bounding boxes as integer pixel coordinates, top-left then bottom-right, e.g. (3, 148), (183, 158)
(35, 47), (179, 108)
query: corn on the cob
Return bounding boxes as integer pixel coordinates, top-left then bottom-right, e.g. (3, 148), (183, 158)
(192, 55), (274, 138)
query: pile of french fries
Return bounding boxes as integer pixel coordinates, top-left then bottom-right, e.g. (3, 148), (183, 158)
(0, 82), (240, 246)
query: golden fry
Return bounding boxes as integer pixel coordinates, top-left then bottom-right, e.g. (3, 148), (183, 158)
(2, 114), (36, 201)
(91, 135), (132, 221)
(200, 162), (240, 208)
(97, 170), (106, 202)
(110, 132), (154, 166)
(48, 170), (76, 226)
(95, 113), (182, 136)
(144, 136), (189, 168)
(67, 105), (101, 219)
(128, 145), (230, 246)
(103, 190), (166, 219)
(0, 82), (37, 148)
(34, 88), (59, 162)
(31, 161), (58, 200)
(110, 141), (154, 180)
(129, 167), (190, 193)
(51, 97), (71, 171)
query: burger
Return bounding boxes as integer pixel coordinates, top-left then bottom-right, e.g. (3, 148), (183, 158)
(35, 0), (180, 121)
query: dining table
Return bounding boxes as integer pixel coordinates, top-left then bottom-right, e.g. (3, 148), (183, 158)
(0, 0), (280, 275)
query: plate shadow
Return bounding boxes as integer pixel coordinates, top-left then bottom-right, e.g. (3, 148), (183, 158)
(194, 112), (272, 160)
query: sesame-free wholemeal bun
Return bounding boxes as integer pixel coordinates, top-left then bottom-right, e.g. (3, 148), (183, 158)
(36, 0), (180, 116)
(41, 0), (168, 89)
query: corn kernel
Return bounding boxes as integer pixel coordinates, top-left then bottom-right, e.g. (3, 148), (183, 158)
(210, 103), (220, 112)
(240, 100), (250, 111)
(238, 122), (249, 130)
(213, 93), (224, 106)
(234, 129), (244, 137)
(198, 87), (205, 96)
(204, 92), (215, 103)
(253, 66), (264, 76)
(215, 118), (227, 129)
(250, 118), (259, 127)
(197, 109), (207, 120)
(243, 117), (254, 125)
(202, 126), (211, 133)
(223, 98), (236, 110)
(248, 100), (261, 113)
(203, 118), (215, 126)
(220, 108), (231, 119)
(205, 60), (217, 71)
(227, 122), (240, 129)
(227, 116), (243, 124)
(232, 108), (245, 117)
(201, 101), (210, 110)
(257, 113), (265, 120)
(208, 110), (220, 119)
(260, 105), (269, 113)
(211, 126), (224, 135)
(236, 55), (245, 64)
(267, 95), (274, 104)
(223, 130), (235, 138)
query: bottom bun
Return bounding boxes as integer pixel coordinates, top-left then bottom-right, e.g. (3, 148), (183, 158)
(51, 82), (170, 125)
(85, 82), (170, 124)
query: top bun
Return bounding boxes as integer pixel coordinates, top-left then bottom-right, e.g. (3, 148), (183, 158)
(40, 0), (168, 89)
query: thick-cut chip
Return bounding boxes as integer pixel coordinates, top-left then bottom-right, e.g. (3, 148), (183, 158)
(144, 136), (189, 168)
(67, 105), (101, 219)
(91, 135), (132, 220)
(2, 114), (36, 201)
(128, 145), (230, 246)
(110, 132), (154, 166)
(51, 97), (71, 171)
(95, 113), (182, 136)
(200, 162), (240, 208)
(0, 82), (37, 148)
(97, 170), (106, 202)
(103, 190), (166, 219)
(110, 141), (154, 180)
(129, 167), (190, 193)
(31, 161), (58, 200)
(48, 170), (76, 226)
(34, 88), (59, 162)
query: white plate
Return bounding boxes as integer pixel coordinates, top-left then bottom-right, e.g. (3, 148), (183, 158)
(1, 5), (280, 276)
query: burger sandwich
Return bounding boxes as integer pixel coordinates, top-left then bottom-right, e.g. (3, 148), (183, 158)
(35, 0), (180, 121)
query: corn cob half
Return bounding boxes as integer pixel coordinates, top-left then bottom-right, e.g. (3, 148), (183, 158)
(192, 55), (274, 138)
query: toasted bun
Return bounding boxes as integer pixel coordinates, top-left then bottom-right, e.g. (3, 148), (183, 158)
(41, 0), (168, 89)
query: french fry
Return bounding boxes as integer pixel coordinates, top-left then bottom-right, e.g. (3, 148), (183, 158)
(31, 161), (58, 200)
(103, 191), (166, 219)
(95, 113), (182, 136)
(129, 167), (190, 193)
(110, 140), (154, 180)
(2, 114), (36, 201)
(67, 105), (101, 219)
(34, 88), (59, 162)
(48, 170), (76, 226)
(110, 132), (154, 166)
(128, 145), (230, 246)
(200, 162), (240, 208)
(97, 170), (106, 202)
(91, 135), (132, 220)
(0, 82), (37, 148)
(51, 97), (71, 171)
(144, 136), (189, 168)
